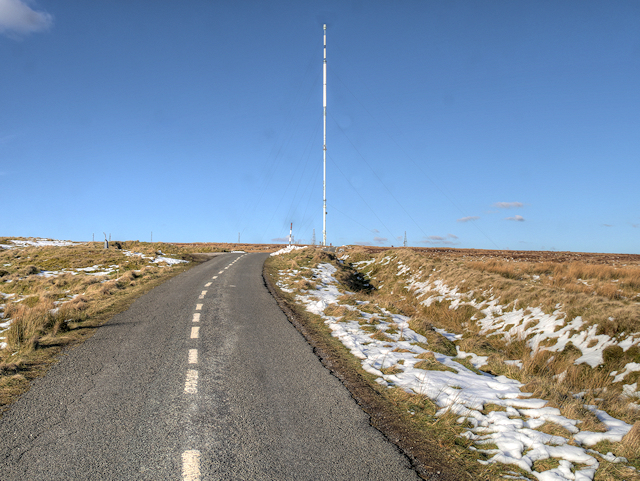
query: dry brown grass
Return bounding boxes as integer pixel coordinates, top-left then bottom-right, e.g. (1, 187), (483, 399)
(323, 304), (362, 322)
(622, 421), (640, 454)
(343, 247), (640, 405)
(0, 239), (203, 415)
(371, 330), (394, 342)
(467, 259), (640, 302)
(4, 299), (56, 351)
(270, 246), (640, 475)
(410, 317), (458, 356)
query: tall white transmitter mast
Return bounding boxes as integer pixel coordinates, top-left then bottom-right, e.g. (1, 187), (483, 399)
(322, 24), (327, 246)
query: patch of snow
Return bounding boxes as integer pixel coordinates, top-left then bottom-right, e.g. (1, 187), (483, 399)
(9, 239), (83, 248)
(554, 370), (568, 383)
(270, 245), (307, 256)
(505, 360), (524, 369)
(573, 405), (632, 446)
(611, 363), (640, 383)
(586, 449), (627, 463)
(622, 382), (639, 399)
(618, 334), (640, 351)
(456, 348), (489, 368)
(397, 262), (410, 276)
(351, 258), (375, 268)
(153, 256), (188, 265)
(379, 256), (394, 266)
(435, 327), (462, 341)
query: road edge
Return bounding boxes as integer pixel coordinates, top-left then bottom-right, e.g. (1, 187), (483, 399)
(262, 260), (462, 481)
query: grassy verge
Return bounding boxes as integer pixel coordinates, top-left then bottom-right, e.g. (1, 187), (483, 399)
(345, 247), (640, 421)
(264, 248), (492, 480)
(266, 246), (640, 481)
(0, 239), (203, 414)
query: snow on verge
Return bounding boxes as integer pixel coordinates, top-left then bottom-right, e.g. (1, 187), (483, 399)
(270, 245), (307, 256)
(280, 263), (634, 481)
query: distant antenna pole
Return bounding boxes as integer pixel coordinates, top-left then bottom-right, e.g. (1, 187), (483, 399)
(404, 231), (407, 247)
(238, 232), (240, 244)
(322, 24), (327, 247)
(151, 231), (153, 243)
(289, 222), (293, 246)
(312, 228), (316, 246)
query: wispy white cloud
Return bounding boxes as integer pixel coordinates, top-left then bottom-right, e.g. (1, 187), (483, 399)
(419, 234), (459, 246)
(373, 236), (387, 244)
(372, 228), (380, 234)
(271, 237), (288, 242)
(0, 0), (53, 38)
(602, 224), (613, 228)
(457, 216), (479, 223)
(495, 202), (524, 209)
(506, 215), (525, 222)
(632, 224), (639, 229)
(355, 241), (372, 246)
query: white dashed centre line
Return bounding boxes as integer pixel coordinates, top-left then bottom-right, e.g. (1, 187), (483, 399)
(199, 290), (207, 299)
(184, 369), (198, 393)
(196, 304), (203, 311)
(182, 450), (201, 481)
(204, 282), (211, 287)
(188, 349), (198, 364)
(190, 326), (200, 339)
(218, 271), (223, 274)
(192, 313), (200, 322)
(212, 276), (217, 280)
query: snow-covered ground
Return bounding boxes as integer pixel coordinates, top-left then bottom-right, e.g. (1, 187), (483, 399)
(398, 265), (640, 402)
(0, 238), (84, 249)
(277, 261), (637, 480)
(271, 245), (307, 256)
(351, 255), (640, 402)
(123, 249), (188, 265)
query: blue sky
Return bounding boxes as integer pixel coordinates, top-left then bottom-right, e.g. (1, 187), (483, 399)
(1, 1), (639, 253)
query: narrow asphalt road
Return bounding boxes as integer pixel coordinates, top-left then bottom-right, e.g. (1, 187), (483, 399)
(0, 253), (420, 480)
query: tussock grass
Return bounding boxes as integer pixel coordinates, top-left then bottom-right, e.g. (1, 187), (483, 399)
(415, 352), (457, 373)
(265, 252), (502, 479)
(410, 317), (458, 356)
(468, 259), (640, 302)
(323, 304), (362, 322)
(4, 299), (57, 351)
(0, 239), (200, 414)
(272, 245), (640, 476)
(345, 247), (640, 403)
(482, 403), (507, 414)
(622, 421), (640, 454)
